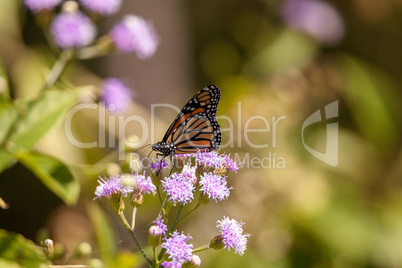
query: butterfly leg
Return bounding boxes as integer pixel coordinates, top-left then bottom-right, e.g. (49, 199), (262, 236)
(169, 153), (175, 176)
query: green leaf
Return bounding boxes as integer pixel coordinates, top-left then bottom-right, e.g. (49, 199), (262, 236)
(17, 152), (79, 205)
(8, 89), (77, 151)
(0, 149), (15, 173)
(0, 229), (48, 268)
(0, 103), (18, 144)
(87, 203), (117, 267)
(0, 58), (10, 102)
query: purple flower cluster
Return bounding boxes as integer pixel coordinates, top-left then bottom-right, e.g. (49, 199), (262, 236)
(24, 0), (61, 12)
(150, 158), (169, 173)
(194, 151), (241, 173)
(94, 175), (131, 199)
(162, 172), (195, 205)
(101, 78), (132, 113)
(281, 0), (344, 45)
(111, 15), (159, 59)
(79, 0), (122, 15)
(200, 173), (231, 202)
(50, 12), (96, 48)
(181, 164), (197, 185)
(216, 217), (250, 255)
(152, 215), (168, 236)
(133, 172), (156, 195)
(162, 231), (193, 266)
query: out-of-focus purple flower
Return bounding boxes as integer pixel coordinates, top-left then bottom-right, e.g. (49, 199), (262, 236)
(216, 217), (250, 255)
(94, 175), (131, 199)
(111, 15), (159, 59)
(162, 231), (193, 266)
(161, 261), (181, 268)
(181, 164), (197, 185)
(24, 0), (61, 12)
(152, 215), (167, 236)
(199, 173), (231, 202)
(150, 158), (169, 173)
(50, 12), (96, 48)
(133, 172), (156, 195)
(79, 0), (122, 15)
(281, 0), (344, 46)
(101, 78), (132, 113)
(162, 173), (195, 205)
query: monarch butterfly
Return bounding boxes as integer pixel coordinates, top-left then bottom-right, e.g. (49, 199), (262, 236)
(151, 85), (222, 161)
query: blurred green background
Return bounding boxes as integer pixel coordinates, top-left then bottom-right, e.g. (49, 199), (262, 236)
(1, 0), (402, 267)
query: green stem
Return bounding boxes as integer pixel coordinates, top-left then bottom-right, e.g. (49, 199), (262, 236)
(118, 212), (152, 267)
(170, 204), (183, 232)
(175, 202), (201, 227)
(43, 49), (74, 91)
(131, 206), (137, 230)
(192, 244), (211, 253)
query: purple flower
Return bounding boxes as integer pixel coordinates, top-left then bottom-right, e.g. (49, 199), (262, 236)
(111, 15), (159, 59)
(162, 231), (193, 265)
(281, 0), (344, 46)
(50, 12), (96, 48)
(162, 173), (195, 205)
(94, 175), (131, 199)
(216, 217), (250, 255)
(24, 0), (61, 12)
(199, 173), (231, 202)
(152, 215), (168, 236)
(181, 164), (197, 185)
(195, 151), (241, 173)
(161, 261), (181, 268)
(150, 159), (169, 173)
(133, 172), (156, 195)
(101, 78), (132, 113)
(79, 0), (122, 15)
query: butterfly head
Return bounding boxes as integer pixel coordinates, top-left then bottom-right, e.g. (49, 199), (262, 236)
(152, 141), (176, 157)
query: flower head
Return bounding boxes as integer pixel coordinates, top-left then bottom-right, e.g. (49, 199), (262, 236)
(152, 215), (168, 236)
(79, 0), (122, 15)
(199, 173), (231, 203)
(162, 231), (193, 265)
(281, 0), (344, 45)
(150, 158), (168, 173)
(195, 151), (241, 174)
(50, 11), (96, 48)
(94, 175), (131, 199)
(101, 78), (132, 113)
(24, 0), (61, 12)
(216, 217), (250, 255)
(133, 172), (156, 195)
(162, 173), (195, 205)
(111, 15), (159, 59)
(181, 164), (197, 185)
(149, 216), (167, 247)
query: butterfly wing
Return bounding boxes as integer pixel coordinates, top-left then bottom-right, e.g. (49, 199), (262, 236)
(162, 85), (221, 153)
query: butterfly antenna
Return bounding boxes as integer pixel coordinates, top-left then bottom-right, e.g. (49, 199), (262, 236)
(134, 144), (152, 158)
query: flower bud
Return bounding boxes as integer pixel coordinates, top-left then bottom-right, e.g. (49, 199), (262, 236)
(148, 225), (163, 248)
(213, 165), (227, 176)
(209, 235), (225, 250)
(42, 239), (54, 260)
(130, 191), (144, 207)
(75, 242), (92, 258)
(182, 255), (201, 268)
(87, 258), (103, 268)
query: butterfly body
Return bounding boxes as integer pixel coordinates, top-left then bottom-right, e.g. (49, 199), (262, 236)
(152, 85), (221, 159)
